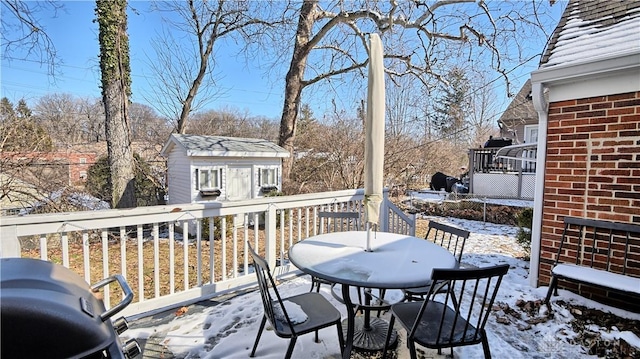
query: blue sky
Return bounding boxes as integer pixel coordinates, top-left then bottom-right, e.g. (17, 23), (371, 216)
(1, 1), (565, 122)
(1, 1), (286, 119)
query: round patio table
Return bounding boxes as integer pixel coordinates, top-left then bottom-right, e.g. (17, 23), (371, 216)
(288, 231), (457, 359)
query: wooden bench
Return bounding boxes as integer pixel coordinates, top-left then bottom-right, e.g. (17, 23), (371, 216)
(544, 216), (640, 307)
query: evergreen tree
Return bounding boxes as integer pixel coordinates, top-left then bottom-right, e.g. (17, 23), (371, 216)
(0, 98), (53, 151)
(431, 67), (470, 144)
(1, 97), (16, 122)
(15, 99), (32, 119)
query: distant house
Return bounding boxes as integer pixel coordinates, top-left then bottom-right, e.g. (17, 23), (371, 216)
(498, 79), (539, 145)
(529, 0), (640, 305)
(0, 151), (97, 187)
(0, 174), (43, 216)
(466, 80), (539, 199)
(161, 134), (290, 205)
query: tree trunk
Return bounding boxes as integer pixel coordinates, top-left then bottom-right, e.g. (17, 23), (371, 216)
(96, 0), (136, 208)
(279, 0), (316, 183)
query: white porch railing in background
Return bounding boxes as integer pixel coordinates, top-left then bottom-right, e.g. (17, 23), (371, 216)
(0, 189), (415, 317)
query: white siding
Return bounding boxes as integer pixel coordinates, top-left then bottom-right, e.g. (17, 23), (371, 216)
(166, 148), (192, 205)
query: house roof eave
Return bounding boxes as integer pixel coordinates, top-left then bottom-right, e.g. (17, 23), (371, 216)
(185, 150), (290, 158)
(532, 50), (640, 87)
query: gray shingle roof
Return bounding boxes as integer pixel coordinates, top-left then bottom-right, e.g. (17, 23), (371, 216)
(540, 0), (640, 67)
(498, 79), (537, 124)
(164, 134), (290, 158)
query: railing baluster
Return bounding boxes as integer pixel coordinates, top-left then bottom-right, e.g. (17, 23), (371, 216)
(83, 231), (90, 283)
(280, 210), (285, 264)
(39, 234), (47, 261)
(102, 229), (110, 308)
(244, 213), (249, 276)
(154, 223), (160, 298)
(196, 220), (202, 286)
(232, 217), (238, 279)
(137, 225), (144, 301)
(120, 227), (127, 279)
(221, 216), (227, 281)
(209, 217), (215, 284)
(169, 222), (175, 294)
(61, 232), (69, 267)
(182, 221), (189, 290)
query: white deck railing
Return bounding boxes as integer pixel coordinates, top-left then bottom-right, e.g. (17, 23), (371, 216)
(0, 189), (414, 317)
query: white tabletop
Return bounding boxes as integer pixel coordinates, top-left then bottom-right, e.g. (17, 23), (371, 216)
(289, 231), (457, 289)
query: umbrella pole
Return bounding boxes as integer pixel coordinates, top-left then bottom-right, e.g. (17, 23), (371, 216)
(366, 223), (371, 252)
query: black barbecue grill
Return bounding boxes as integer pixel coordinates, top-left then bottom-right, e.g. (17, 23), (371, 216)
(0, 258), (140, 358)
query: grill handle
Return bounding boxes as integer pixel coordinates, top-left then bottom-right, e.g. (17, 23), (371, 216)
(91, 274), (134, 322)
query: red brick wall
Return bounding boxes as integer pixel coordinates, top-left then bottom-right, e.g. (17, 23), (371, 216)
(538, 91), (640, 305)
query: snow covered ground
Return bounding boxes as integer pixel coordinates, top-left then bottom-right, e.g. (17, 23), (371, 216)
(125, 217), (640, 359)
(407, 189), (534, 208)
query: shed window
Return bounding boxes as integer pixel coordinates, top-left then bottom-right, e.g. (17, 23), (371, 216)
(259, 168), (278, 187)
(195, 168), (222, 190)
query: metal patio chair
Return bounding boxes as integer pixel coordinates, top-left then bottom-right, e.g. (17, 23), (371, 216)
(403, 221), (470, 302)
(248, 243), (344, 359)
(383, 264), (510, 359)
(310, 211), (361, 292)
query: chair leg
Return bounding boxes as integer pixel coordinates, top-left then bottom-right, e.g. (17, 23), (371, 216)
(336, 320), (345, 354)
(408, 340), (418, 359)
(544, 276), (558, 305)
(315, 329), (319, 343)
(284, 337), (297, 359)
(377, 289), (386, 317)
(250, 315), (267, 357)
(310, 277), (321, 292)
(481, 331), (492, 359)
(382, 315), (395, 358)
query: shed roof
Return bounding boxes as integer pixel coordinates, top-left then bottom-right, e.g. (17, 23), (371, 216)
(161, 134), (290, 158)
(540, 0), (640, 67)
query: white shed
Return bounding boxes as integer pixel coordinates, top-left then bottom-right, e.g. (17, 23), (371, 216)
(161, 134), (289, 204)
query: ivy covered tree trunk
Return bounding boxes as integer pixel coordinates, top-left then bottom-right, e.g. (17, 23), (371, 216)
(96, 0), (136, 208)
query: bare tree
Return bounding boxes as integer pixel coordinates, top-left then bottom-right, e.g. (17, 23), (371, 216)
(0, 98), (69, 215)
(33, 93), (86, 145)
(186, 107), (279, 141)
(1, 1), (63, 76)
(290, 113), (364, 193)
(96, 0), (136, 208)
(145, 1), (280, 133)
(77, 97), (106, 143)
(466, 70), (502, 147)
(275, 0), (555, 182)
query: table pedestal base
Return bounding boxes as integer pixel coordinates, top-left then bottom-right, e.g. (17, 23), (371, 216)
(342, 317), (398, 351)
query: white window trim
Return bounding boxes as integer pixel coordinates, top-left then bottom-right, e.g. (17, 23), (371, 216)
(195, 167), (223, 191)
(524, 125), (539, 144)
(259, 167), (278, 187)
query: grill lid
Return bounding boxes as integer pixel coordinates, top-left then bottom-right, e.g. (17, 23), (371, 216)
(0, 258), (120, 358)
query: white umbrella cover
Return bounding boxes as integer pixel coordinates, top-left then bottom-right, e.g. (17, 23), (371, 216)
(364, 33), (385, 251)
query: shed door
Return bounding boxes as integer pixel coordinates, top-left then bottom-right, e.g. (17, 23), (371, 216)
(227, 166), (252, 201)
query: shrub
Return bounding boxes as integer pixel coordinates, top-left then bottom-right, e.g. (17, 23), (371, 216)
(516, 207), (533, 258)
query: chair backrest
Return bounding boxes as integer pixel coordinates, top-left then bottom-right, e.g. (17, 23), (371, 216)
(318, 211), (360, 233)
(247, 243), (295, 334)
(410, 264), (510, 346)
(426, 221), (470, 262)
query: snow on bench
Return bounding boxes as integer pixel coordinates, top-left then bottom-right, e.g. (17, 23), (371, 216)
(544, 216), (640, 305)
(552, 264), (640, 295)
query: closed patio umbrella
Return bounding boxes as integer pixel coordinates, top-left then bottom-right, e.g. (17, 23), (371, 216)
(364, 33), (385, 252)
